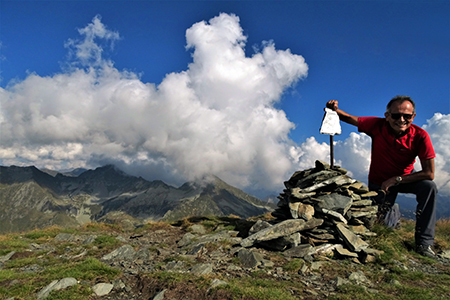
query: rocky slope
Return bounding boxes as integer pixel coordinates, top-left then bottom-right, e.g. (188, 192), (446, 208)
(1, 216), (450, 300)
(0, 165), (274, 234)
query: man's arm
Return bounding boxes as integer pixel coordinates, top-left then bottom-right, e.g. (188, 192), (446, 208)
(381, 158), (435, 192)
(326, 100), (358, 126)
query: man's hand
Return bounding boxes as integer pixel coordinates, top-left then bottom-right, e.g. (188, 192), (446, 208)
(381, 177), (398, 193)
(381, 158), (435, 192)
(325, 100), (358, 126)
(326, 100), (339, 111)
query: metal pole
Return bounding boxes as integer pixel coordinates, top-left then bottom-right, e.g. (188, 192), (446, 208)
(330, 135), (334, 168)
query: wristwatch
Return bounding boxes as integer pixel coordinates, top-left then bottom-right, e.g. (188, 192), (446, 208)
(395, 176), (402, 185)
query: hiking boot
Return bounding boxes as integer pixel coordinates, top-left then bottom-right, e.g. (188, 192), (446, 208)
(416, 245), (436, 258)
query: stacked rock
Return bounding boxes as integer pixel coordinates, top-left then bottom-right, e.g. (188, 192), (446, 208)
(258, 160), (382, 260)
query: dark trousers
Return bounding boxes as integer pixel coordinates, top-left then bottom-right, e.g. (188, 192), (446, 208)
(369, 180), (437, 247)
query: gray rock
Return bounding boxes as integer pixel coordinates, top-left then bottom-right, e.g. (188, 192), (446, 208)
(335, 244), (358, 258)
(289, 188), (317, 200)
(283, 244), (314, 258)
(302, 175), (354, 193)
(195, 231), (240, 245)
(152, 289), (167, 300)
(82, 235), (97, 244)
(102, 244), (136, 261)
(438, 250), (450, 259)
(92, 283), (114, 296)
(209, 278), (228, 291)
(165, 261), (186, 272)
(238, 248), (264, 268)
(227, 264), (242, 271)
(352, 200), (373, 207)
(20, 263), (44, 273)
(135, 248), (153, 261)
(54, 233), (75, 242)
(349, 206), (378, 218)
(335, 276), (350, 287)
(191, 224), (206, 234)
(248, 220), (272, 235)
(190, 263), (213, 275)
(258, 232), (301, 251)
(348, 270), (371, 286)
(321, 208), (348, 224)
(187, 243), (207, 256)
(116, 235), (128, 243)
(241, 218), (323, 247)
(0, 251), (15, 263)
(29, 243), (55, 252)
(37, 277), (77, 300)
(336, 223), (368, 252)
(293, 170), (339, 189)
(316, 193), (353, 215)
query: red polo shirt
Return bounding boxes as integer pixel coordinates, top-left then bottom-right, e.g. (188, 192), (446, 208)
(358, 117), (435, 186)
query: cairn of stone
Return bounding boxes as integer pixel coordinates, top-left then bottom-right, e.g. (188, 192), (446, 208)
(241, 160), (382, 262)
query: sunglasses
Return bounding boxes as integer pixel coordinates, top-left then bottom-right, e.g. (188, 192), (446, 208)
(389, 113), (414, 120)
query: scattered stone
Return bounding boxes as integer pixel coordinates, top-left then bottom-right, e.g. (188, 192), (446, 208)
(54, 233), (75, 242)
(0, 251), (15, 265)
(208, 278), (228, 292)
(349, 270), (372, 286)
(190, 224), (206, 234)
(283, 244), (314, 258)
(37, 277), (77, 300)
(102, 244), (136, 261)
(92, 283), (114, 296)
(438, 250), (450, 259)
(248, 220), (272, 235)
(238, 248), (264, 268)
(152, 289), (167, 300)
(190, 263), (213, 275)
(165, 261), (187, 272)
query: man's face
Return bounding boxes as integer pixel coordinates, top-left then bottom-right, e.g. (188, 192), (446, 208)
(384, 101), (416, 136)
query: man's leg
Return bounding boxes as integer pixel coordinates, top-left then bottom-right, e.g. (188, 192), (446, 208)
(396, 180), (438, 247)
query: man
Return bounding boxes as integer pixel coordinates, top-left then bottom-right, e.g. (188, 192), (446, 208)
(326, 96), (437, 258)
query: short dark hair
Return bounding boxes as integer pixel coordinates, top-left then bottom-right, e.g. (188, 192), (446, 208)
(386, 95), (416, 113)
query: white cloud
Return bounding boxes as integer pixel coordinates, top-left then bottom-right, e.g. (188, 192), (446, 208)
(422, 113), (450, 194)
(0, 13), (308, 192)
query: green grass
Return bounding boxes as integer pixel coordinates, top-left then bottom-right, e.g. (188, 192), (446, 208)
(224, 277), (303, 300)
(93, 234), (122, 248)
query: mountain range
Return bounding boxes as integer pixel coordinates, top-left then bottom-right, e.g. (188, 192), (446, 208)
(0, 165), (275, 234)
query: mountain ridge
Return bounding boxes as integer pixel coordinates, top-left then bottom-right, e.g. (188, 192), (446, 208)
(0, 164), (275, 234)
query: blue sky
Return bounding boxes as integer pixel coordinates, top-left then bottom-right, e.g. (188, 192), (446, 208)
(1, 0), (449, 197)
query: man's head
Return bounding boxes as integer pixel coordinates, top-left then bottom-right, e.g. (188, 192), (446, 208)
(385, 95), (416, 136)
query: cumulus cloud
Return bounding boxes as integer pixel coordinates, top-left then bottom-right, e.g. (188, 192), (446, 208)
(422, 113), (450, 194)
(0, 13), (308, 191)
